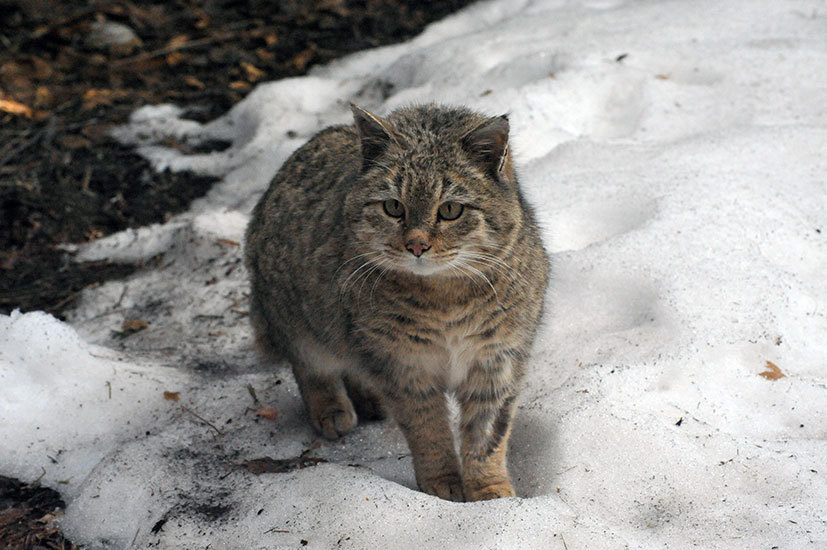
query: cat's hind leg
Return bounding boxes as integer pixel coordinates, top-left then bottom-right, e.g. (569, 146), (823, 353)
(344, 375), (386, 421)
(291, 339), (358, 440)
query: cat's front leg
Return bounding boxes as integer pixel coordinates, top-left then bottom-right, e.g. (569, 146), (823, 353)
(458, 359), (521, 501)
(383, 384), (464, 502)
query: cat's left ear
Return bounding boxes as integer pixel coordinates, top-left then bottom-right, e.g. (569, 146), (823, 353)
(351, 104), (398, 167)
(462, 115), (511, 180)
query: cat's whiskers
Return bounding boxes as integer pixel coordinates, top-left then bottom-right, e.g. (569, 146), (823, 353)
(462, 250), (531, 288)
(453, 258), (497, 296)
(356, 257), (391, 301)
(447, 264), (487, 296)
(369, 260), (395, 310)
(340, 255), (385, 304)
(333, 250), (384, 280)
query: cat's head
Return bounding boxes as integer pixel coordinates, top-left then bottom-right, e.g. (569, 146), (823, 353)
(346, 104), (525, 279)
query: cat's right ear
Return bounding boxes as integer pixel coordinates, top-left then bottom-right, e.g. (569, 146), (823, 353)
(351, 104), (398, 167)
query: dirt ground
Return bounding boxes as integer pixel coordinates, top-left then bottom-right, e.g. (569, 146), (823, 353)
(0, 1), (474, 547)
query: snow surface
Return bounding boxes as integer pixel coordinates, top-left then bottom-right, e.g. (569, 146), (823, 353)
(2, 0), (827, 547)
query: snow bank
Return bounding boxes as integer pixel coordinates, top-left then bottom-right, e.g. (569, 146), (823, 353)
(2, 0), (826, 548)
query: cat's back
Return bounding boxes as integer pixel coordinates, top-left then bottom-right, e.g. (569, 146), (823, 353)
(247, 125), (359, 238)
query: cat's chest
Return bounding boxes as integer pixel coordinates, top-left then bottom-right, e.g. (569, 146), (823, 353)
(399, 316), (488, 391)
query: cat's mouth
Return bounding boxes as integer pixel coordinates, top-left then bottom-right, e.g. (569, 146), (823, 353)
(379, 247), (456, 277)
(400, 255), (452, 276)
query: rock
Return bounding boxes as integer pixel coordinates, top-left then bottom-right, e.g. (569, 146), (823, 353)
(86, 20), (143, 55)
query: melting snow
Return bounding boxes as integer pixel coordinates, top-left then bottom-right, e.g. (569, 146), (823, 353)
(2, 0), (826, 548)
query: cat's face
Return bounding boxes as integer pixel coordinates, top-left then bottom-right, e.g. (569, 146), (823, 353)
(346, 105), (522, 280)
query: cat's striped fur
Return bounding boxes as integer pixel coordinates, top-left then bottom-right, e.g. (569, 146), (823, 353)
(245, 104), (549, 501)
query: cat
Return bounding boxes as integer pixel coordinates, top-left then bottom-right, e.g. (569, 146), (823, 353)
(245, 103), (549, 501)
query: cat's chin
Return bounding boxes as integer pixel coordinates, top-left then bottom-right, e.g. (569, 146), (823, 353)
(397, 257), (452, 277)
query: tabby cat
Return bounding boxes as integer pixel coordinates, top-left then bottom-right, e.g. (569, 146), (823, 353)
(245, 104), (549, 501)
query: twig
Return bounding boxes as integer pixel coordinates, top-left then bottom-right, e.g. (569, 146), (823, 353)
(181, 406), (224, 435)
(0, 125), (48, 170)
(111, 32), (233, 67)
(247, 384), (261, 406)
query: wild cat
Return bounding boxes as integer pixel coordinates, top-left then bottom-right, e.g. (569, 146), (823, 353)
(245, 104), (549, 501)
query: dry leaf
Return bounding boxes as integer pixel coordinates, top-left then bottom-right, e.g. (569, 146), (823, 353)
(122, 319), (149, 332)
(241, 61), (265, 82)
(255, 407), (278, 420)
(229, 81), (251, 90)
(0, 98), (33, 117)
(166, 52), (185, 66)
(655, 74), (670, 80)
(255, 48), (275, 61)
(759, 360), (785, 380)
(0, 508), (26, 525)
(217, 238), (240, 247)
(59, 134), (91, 149)
(291, 48), (315, 72)
(82, 89), (128, 111)
(185, 76), (205, 89)
(163, 391), (180, 401)
(166, 34), (190, 50)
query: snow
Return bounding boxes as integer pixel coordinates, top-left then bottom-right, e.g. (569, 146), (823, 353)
(2, 0), (827, 547)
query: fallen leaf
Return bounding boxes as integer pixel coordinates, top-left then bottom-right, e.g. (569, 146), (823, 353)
(166, 34), (190, 50)
(59, 134), (91, 149)
(655, 74), (670, 80)
(759, 360), (785, 380)
(217, 238), (240, 247)
(82, 89), (128, 111)
(185, 76), (205, 89)
(0, 508), (26, 526)
(229, 81), (251, 91)
(256, 407), (278, 420)
(163, 391), (180, 401)
(122, 319), (149, 332)
(290, 48), (315, 72)
(0, 98), (33, 117)
(166, 52), (185, 66)
(241, 61), (266, 82)
(255, 48), (275, 61)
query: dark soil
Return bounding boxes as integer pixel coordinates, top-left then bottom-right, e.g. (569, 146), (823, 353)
(0, 475), (75, 549)
(0, 0), (475, 318)
(0, 1), (475, 546)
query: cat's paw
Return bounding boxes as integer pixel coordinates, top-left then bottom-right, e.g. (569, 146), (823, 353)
(463, 480), (515, 501)
(314, 406), (358, 440)
(419, 474), (465, 502)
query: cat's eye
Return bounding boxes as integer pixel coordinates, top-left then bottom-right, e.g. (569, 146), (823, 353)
(437, 202), (463, 221)
(382, 199), (405, 218)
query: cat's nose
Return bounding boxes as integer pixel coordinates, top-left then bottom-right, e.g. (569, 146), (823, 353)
(405, 239), (431, 257)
